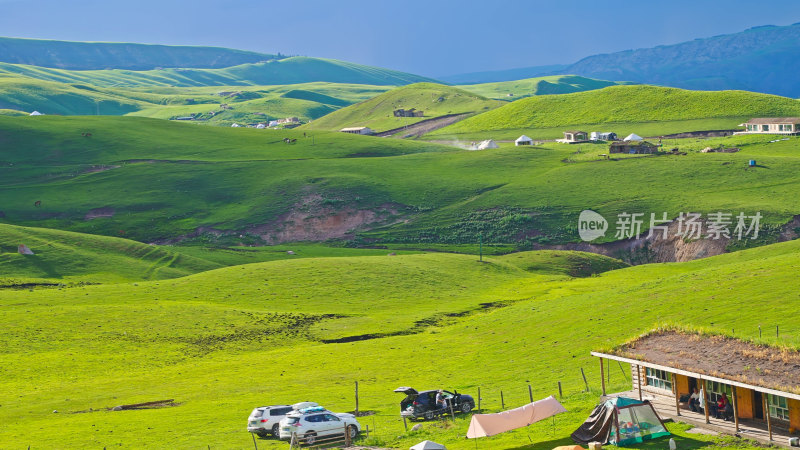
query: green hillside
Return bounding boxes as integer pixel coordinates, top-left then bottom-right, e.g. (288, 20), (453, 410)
(0, 71), (389, 122)
(0, 37), (275, 70)
(456, 75), (628, 100)
(2, 238), (798, 448)
(0, 57), (437, 88)
(0, 223), (219, 283)
(2, 115), (800, 249)
(429, 85), (800, 140)
(301, 82), (504, 132)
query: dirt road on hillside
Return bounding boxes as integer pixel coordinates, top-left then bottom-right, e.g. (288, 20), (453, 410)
(374, 113), (472, 138)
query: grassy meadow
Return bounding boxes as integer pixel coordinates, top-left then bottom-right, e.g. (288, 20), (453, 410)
(428, 85), (800, 140)
(301, 83), (504, 132)
(2, 115), (800, 248)
(2, 236), (799, 448)
(456, 75), (628, 100)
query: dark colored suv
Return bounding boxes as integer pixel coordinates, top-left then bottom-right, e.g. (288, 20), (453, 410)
(394, 387), (475, 420)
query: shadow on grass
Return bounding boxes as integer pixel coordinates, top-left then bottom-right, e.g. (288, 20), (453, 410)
(498, 433), (708, 450)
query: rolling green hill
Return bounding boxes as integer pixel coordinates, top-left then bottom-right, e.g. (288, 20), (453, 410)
(2, 115), (800, 251)
(0, 57), (437, 88)
(0, 37), (276, 70)
(2, 236), (798, 448)
(456, 75), (628, 100)
(428, 85), (800, 140)
(301, 82), (504, 132)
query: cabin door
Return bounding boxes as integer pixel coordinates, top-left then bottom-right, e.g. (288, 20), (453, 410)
(753, 391), (764, 419)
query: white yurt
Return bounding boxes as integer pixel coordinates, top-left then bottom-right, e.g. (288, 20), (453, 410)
(515, 135), (533, 146)
(623, 133), (643, 141)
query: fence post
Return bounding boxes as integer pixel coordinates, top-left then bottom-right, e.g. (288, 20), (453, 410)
(355, 381), (359, 415)
(558, 381), (563, 398)
(403, 415), (408, 431)
(478, 387), (481, 412)
(252, 431), (258, 450)
(528, 384), (533, 403)
(345, 424), (351, 447)
(501, 390), (505, 410)
(581, 368), (589, 392)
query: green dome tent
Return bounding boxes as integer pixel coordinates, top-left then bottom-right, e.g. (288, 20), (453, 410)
(571, 397), (670, 446)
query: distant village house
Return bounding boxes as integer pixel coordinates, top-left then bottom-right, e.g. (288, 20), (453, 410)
(609, 140), (659, 154)
(557, 130), (589, 144)
(393, 108), (424, 118)
(277, 117), (300, 125)
(590, 131), (617, 141)
(738, 118), (800, 134)
(340, 127), (375, 135)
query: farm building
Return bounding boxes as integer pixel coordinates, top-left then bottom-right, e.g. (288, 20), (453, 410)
(339, 127), (375, 135)
(738, 118), (800, 135)
(590, 132), (617, 141)
(515, 135), (533, 146)
(558, 131), (589, 144)
(609, 141), (658, 154)
(277, 117), (300, 125)
(592, 330), (800, 446)
(393, 108), (424, 118)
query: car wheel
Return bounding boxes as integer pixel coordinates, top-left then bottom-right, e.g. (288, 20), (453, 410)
(304, 432), (317, 445)
(424, 410), (435, 420)
(347, 424), (359, 439)
(461, 402), (473, 414)
(271, 424), (280, 437)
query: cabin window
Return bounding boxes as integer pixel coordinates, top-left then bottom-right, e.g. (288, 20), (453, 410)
(762, 125), (769, 131)
(645, 368), (672, 391)
(705, 380), (732, 403)
(767, 394), (790, 421)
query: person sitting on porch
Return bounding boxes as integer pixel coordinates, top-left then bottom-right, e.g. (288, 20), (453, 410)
(688, 388), (701, 412)
(715, 393), (729, 419)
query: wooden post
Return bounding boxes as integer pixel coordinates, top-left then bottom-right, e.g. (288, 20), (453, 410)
(672, 373), (680, 416)
(449, 399), (456, 422)
(764, 394), (773, 441)
(607, 358), (611, 385)
(501, 390), (505, 410)
(731, 386), (739, 432)
(478, 387), (481, 412)
(702, 379), (710, 424)
(251, 432), (258, 450)
(528, 384), (533, 403)
(581, 368), (589, 392)
(558, 381), (563, 399)
(355, 381), (359, 415)
(403, 415), (408, 431)
(345, 423), (352, 447)
(637, 365), (642, 401)
(600, 358), (606, 396)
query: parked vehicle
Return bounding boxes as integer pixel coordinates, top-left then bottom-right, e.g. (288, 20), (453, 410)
(278, 406), (361, 444)
(247, 405), (293, 437)
(394, 387), (475, 420)
(247, 402), (318, 437)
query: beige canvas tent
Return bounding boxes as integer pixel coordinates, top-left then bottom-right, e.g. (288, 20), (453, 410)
(466, 396), (566, 438)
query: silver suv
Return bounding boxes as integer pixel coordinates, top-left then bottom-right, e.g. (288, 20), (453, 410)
(278, 406), (361, 444)
(247, 402), (318, 437)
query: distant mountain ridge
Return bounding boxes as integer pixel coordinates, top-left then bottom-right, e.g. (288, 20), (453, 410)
(562, 23), (800, 97)
(0, 37), (278, 70)
(438, 64), (568, 84)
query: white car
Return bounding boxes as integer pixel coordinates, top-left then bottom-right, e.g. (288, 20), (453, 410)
(278, 406), (361, 444)
(247, 402), (319, 437)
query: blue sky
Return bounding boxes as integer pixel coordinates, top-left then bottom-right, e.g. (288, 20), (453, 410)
(1, 0), (799, 76)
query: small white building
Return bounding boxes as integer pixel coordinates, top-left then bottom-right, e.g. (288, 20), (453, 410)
(340, 127), (375, 135)
(623, 133), (643, 142)
(738, 117), (800, 135)
(29, 111), (44, 116)
(557, 131), (589, 144)
(256, 123), (266, 129)
(231, 123), (241, 128)
(268, 120), (279, 127)
(591, 131), (617, 141)
(515, 135), (533, 146)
